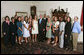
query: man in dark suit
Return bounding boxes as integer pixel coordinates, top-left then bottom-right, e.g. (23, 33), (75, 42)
(10, 17), (17, 46)
(43, 14), (47, 41)
(38, 14), (44, 42)
(2, 16), (10, 46)
(14, 15), (18, 43)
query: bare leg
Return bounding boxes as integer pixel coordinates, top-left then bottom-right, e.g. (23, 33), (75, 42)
(47, 38), (51, 44)
(19, 37), (20, 43)
(16, 36), (17, 43)
(35, 34), (37, 42)
(56, 36), (58, 44)
(54, 37), (56, 43)
(25, 37), (27, 43)
(28, 37), (31, 43)
(21, 35), (23, 42)
(32, 34), (34, 42)
(26, 37), (28, 43)
(49, 38), (51, 42)
(53, 36), (58, 46)
(19, 37), (21, 44)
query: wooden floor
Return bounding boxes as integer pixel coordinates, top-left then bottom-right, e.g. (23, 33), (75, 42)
(1, 38), (83, 54)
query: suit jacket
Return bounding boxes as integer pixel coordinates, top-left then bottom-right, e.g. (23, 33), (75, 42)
(43, 18), (47, 29)
(10, 22), (17, 35)
(38, 18), (44, 32)
(2, 21), (10, 34)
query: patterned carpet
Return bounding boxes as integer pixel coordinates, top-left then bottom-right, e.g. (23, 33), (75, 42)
(1, 38), (83, 54)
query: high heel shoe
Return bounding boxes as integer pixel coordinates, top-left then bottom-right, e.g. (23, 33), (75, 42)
(32, 39), (34, 43)
(51, 41), (54, 44)
(35, 39), (37, 42)
(19, 42), (21, 45)
(53, 43), (57, 47)
(16, 40), (17, 43)
(26, 41), (28, 43)
(47, 41), (50, 44)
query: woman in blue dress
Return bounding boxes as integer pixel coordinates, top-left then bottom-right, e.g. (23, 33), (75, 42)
(17, 16), (23, 45)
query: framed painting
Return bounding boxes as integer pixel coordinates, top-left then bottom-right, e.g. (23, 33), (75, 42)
(16, 12), (28, 17)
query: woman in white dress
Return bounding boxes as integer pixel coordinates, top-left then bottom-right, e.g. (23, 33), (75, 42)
(59, 17), (65, 48)
(23, 16), (30, 43)
(32, 15), (38, 42)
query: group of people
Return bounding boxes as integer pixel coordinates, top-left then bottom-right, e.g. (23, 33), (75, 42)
(2, 14), (81, 51)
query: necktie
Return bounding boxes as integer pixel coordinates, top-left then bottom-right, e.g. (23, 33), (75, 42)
(72, 22), (75, 31)
(40, 19), (42, 24)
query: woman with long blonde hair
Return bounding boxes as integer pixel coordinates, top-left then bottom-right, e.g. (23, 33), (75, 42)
(46, 16), (52, 44)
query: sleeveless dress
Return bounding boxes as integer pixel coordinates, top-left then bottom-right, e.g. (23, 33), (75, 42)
(46, 22), (51, 38)
(53, 21), (59, 36)
(23, 21), (30, 37)
(17, 21), (22, 37)
(32, 20), (38, 34)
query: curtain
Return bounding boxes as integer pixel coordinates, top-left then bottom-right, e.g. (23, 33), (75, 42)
(80, 7), (83, 26)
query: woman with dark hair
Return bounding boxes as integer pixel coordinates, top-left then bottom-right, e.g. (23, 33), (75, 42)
(17, 16), (23, 45)
(23, 16), (30, 43)
(32, 15), (38, 42)
(52, 17), (59, 46)
(2, 16), (10, 46)
(64, 16), (72, 50)
(10, 17), (17, 46)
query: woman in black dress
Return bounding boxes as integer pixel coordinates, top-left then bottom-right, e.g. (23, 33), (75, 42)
(64, 16), (72, 50)
(10, 17), (17, 46)
(2, 16), (10, 46)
